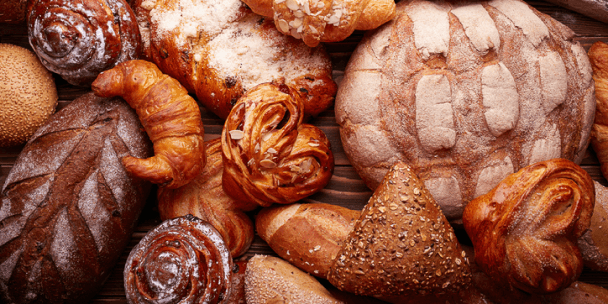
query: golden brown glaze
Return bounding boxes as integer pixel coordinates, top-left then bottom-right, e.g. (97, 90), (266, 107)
(463, 158), (595, 294)
(92, 60), (205, 189)
(222, 81), (334, 206)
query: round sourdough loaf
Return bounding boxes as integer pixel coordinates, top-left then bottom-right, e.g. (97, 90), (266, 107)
(335, 0), (595, 220)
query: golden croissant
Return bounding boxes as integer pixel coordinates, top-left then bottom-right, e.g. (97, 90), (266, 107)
(92, 60), (206, 189)
(463, 158), (594, 294)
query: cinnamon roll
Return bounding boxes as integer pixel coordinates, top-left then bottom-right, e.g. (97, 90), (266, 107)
(463, 158), (595, 294)
(221, 81), (334, 207)
(124, 215), (233, 304)
(27, 0), (141, 86)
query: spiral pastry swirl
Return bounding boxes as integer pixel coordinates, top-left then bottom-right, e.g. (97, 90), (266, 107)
(158, 138), (255, 258)
(27, 0), (141, 86)
(463, 158), (595, 294)
(222, 81), (334, 207)
(124, 215), (233, 304)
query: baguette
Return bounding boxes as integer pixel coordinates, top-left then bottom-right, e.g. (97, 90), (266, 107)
(256, 203), (360, 278)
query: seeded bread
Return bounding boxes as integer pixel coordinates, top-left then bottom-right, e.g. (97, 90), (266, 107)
(335, 0), (595, 221)
(0, 93), (152, 303)
(328, 162), (472, 298)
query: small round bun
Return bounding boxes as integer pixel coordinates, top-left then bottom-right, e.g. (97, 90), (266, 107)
(0, 43), (57, 147)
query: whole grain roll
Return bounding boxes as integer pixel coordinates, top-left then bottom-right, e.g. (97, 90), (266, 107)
(335, 0), (595, 220)
(0, 43), (57, 147)
(0, 93), (152, 304)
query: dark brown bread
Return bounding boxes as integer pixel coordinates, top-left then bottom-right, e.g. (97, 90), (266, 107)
(0, 0), (26, 24)
(0, 92), (152, 303)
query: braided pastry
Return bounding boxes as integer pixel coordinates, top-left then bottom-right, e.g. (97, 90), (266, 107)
(589, 41), (608, 181)
(27, 0), (141, 86)
(124, 215), (233, 304)
(92, 60), (206, 189)
(222, 81), (334, 207)
(242, 0), (397, 47)
(463, 158), (595, 294)
(132, 0), (336, 119)
(157, 138), (254, 257)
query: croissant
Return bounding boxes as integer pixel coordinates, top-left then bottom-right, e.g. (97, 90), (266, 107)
(124, 215), (233, 304)
(589, 41), (608, 181)
(462, 158), (595, 295)
(242, 0), (397, 47)
(27, 0), (141, 86)
(222, 81), (334, 207)
(132, 0), (337, 119)
(157, 138), (254, 257)
(92, 60), (206, 189)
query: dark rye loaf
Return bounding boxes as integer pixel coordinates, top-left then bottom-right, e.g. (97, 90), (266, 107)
(0, 93), (153, 304)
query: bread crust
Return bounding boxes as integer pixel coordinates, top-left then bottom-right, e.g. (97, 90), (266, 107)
(0, 93), (152, 304)
(256, 203), (360, 278)
(132, 0), (336, 119)
(336, 0), (596, 221)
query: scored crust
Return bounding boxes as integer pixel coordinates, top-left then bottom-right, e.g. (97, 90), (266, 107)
(335, 0), (596, 220)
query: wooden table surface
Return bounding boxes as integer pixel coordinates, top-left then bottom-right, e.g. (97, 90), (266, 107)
(2, 1), (608, 303)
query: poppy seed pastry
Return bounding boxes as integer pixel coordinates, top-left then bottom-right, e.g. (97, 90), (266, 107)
(335, 0), (595, 220)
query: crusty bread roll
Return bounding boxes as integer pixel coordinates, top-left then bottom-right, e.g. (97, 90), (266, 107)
(336, 0), (595, 221)
(256, 203), (360, 278)
(463, 158), (595, 294)
(240, 0), (396, 47)
(133, 0), (336, 119)
(245, 255), (344, 304)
